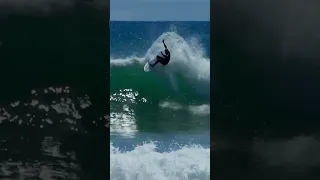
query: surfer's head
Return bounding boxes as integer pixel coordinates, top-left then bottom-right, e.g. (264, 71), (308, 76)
(165, 49), (170, 54)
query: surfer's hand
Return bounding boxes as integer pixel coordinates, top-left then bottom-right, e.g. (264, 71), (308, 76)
(162, 39), (165, 43)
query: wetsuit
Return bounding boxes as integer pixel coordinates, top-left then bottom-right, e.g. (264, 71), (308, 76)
(151, 40), (171, 67)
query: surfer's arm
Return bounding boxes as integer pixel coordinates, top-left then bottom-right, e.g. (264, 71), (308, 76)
(162, 40), (167, 49)
(161, 52), (169, 59)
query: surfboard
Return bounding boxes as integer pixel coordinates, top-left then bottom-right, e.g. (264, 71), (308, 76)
(144, 58), (157, 72)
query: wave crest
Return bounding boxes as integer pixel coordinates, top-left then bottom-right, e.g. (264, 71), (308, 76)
(110, 32), (210, 98)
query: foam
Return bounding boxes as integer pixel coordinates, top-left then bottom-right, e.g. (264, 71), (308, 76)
(110, 57), (144, 67)
(159, 101), (210, 116)
(159, 101), (183, 110)
(188, 104), (210, 116)
(110, 142), (210, 180)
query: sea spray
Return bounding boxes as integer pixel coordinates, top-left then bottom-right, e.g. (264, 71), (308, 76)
(111, 31), (210, 98)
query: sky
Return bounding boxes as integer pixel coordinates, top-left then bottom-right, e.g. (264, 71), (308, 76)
(110, 0), (210, 21)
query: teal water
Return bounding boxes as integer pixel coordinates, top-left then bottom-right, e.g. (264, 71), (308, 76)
(110, 21), (210, 180)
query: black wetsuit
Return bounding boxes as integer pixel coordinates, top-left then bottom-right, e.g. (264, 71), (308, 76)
(151, 40), (171, 67)
(157, 51), (170, 65)
(151, 50), (170, 67)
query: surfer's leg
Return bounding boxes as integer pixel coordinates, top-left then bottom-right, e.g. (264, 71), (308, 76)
(156, 56), (167, 66)
(151, 60), (159, 67)
(160, 59), (169, 66)
(159, 59), (169, 66)
(151, 56), (163, 67)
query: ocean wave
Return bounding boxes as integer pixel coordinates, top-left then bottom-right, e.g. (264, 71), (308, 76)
(110, 142), (210, 180)
(110, 31), (210, 134)
(110, 31), (210, 100)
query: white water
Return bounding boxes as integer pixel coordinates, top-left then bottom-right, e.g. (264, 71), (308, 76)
(159, 101), (210, 116)
(110, 32), (210, 96)
(110, 142), (210, 180)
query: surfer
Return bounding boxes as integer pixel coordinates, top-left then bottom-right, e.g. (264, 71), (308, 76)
(150, 39), (171, 67)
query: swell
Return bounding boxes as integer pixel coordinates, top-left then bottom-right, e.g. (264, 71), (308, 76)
(110, 64), (205, 104)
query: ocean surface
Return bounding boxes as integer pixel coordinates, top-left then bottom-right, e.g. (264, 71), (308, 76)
(0, 3), (109, 180)
(110, 21), (210, 180)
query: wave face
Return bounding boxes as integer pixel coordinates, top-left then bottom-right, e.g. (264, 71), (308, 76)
(110, 22), (210, 125)
(110, 21), (210, 180)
